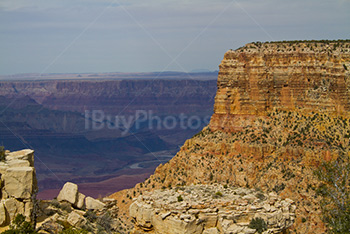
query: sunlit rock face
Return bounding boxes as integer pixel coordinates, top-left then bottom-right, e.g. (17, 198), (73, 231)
(0, 149), (37, 226)
(210, 41), (350, 131)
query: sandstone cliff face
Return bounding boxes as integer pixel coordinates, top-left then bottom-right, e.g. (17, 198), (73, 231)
(0, 149), (37, 226)
(210, 41), (350, 131)
(111, 40), (350, 234)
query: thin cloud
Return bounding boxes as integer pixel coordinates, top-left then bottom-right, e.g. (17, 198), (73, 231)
(0, 0), (349, 75)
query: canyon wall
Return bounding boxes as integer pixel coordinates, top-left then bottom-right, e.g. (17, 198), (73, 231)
(0, 79), (216, 115)
(210, 41), (350, 131)
(0, 78), (217, 198)
(111, 40), (350, 234)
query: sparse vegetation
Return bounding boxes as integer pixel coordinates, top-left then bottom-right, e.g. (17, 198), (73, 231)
(213, 191), (223, 198)
(314, 156), (350, 233)
(248, 217), (267, 234)
(96, 212), (113, 232)
(59, 227), (88, 234)
(1, 214), (38, 234)
(177, 195), (183, 202)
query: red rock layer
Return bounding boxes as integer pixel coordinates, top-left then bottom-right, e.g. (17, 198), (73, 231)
(210, 42), (350, 131)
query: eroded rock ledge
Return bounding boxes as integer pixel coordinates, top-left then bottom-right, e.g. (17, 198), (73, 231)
(0, 149), (37, 226)
(130, 184), (295, 234)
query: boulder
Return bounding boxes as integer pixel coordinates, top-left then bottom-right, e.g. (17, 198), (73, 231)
(0, 202), (7, 226)
(6, 149), (34, 167)
(24, 201), (34, 222)
(4, 198), (24, 221)
(67, 211), (87, 227)
(76, 192), (86, 209)
(3, 167), (35, 199)
(85, 196), (105, 210)
(57, 182), (78, 205)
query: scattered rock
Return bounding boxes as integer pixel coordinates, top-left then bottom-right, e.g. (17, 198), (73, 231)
(85, 196), (105, 210)
(76, 192), (86, 209)
(67, 210), (87, 227)
(130, 184), (295, 234)
(57, 182), (78, 205)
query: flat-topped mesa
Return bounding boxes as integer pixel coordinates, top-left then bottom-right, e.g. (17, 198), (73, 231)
(210, 40), (350, 131)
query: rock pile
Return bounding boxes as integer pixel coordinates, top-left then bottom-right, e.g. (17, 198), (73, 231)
(130, 184), (295, 234)
(56, 182), (105, 210)
(0, 149), (37, 226)
(37, 182), (119, 233)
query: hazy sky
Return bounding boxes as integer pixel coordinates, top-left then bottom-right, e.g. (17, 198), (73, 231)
(0, 0), (349, 75)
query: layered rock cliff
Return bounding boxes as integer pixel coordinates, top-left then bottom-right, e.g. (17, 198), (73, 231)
(0, 79), (216, 115)
(110, 40), (350, 234)
(210, 40), (350, 131)
(0, 78), (217, 198)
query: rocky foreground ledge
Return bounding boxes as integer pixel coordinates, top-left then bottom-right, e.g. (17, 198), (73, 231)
(0, 149), (37, 226)
(130, 184), (295, 234)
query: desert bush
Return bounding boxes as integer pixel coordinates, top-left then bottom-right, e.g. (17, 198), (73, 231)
(50, 199), (60, 208)
(248, 217), (267, 234)
(314, 157), (350, 233)
(59, 227), (88, 234)
(96, 212), (113, 232)
(83, 210), (97, 223)
(1, 214), (38, 234)
(213, 191), (223, 199)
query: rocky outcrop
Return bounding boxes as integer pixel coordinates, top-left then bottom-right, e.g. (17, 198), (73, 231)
(210, 41), (350, 131)
(56, 182), (105, 211)
(36, 182), (122, 233)
(130, 185), (295, 234)
(110, 40), (350, 234)
(0, 149), (37, 226)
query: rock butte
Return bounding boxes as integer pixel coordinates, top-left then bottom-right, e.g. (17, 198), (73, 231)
(110, 40), (350, 234)
(210, 41), (350, 131)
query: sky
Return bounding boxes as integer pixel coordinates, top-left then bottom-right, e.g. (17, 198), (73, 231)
(0, 0), (349, 75)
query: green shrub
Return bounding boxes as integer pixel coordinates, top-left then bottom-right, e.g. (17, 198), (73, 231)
(314, 157), (350, 233)
(1, 214), (38, 234)
(83, 210), (97, 222)
(60, 202), (72, 213)
(248, 217), (267, 234)
(59, 227), (88, 234)
(96, 212), (112, 232)
(213, 191), (223, 199)
(177, 195), (183, 202)
(50, 199), (60, 208)
(256, 192), (266, 201)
